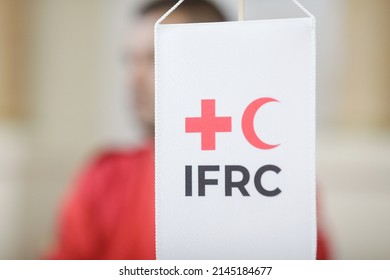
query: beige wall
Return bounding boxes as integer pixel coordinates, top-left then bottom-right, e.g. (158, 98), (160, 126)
(318, 0), (390, 259)
(0, 0), (26, 259)
(0, 0), (26, 120)
(343, 0), (390, 129)
(23, 0), (107, 258)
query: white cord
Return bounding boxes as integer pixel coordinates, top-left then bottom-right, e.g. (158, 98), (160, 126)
(155, 0), (185, 26)
(291, 0), (315, 19)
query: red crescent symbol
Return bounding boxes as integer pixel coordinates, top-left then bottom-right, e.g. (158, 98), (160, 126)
(242, 97), (280, 150)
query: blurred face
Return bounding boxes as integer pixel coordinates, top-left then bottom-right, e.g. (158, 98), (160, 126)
(127, 10), (189, 134)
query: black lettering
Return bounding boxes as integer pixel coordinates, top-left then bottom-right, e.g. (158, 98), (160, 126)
(185, 165), (192, 196)
(254, 165), (282, 197)
(198, 165), (219, 196)
(225, 165), (250, 196)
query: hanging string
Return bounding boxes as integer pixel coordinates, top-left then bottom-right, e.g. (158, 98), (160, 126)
(238, 0), (245, 21)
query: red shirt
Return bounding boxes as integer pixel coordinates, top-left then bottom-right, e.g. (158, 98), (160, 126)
(48, 141), (330, 260)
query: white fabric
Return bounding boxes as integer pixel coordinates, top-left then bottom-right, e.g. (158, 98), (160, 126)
(155, 0), (316, 260)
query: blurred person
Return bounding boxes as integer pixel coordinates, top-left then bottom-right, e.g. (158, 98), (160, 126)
(47, 0), (330, 260)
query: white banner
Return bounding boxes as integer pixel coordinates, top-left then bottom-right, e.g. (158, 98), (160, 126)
(155, 0), (316, 259)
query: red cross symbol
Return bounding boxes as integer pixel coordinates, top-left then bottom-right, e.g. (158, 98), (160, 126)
(185, 99), (232, 151)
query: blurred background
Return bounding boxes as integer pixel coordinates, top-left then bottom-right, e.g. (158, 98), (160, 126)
(0, 0), (389, 259)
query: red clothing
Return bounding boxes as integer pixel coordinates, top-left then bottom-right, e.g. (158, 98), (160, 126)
(49, 142), (330, 260)
(49, 142), (155, 260)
